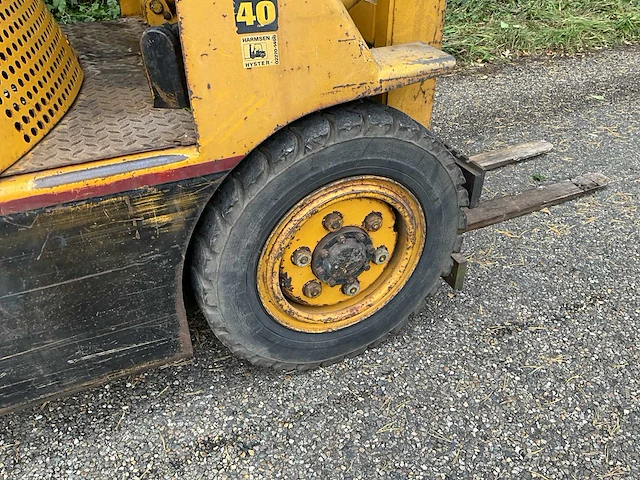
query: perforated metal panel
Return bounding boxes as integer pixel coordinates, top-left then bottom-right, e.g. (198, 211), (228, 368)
(0, 0), (83, 173)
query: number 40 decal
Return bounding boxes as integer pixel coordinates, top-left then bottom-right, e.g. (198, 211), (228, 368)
(233, 0), (279, 34)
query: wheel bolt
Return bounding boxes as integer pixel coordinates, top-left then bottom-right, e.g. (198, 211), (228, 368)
(320, 249), (330, 259)
(338, 235), (346, 244)
(364, 212), (383, 232)
(356, 233), (366, 242)
(327, 279), (337, 287)
(373, 246), (389, 265)
(322, 212), (343, 232)
(291, 247), (312, 267)
(302, 280), (322, 298)
(342, 280), (360, 296)
(315, 266), (325, 277)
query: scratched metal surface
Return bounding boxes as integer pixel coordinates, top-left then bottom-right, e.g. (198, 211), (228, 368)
(0, 174), (224, 412)
(2, 19), (197, 178)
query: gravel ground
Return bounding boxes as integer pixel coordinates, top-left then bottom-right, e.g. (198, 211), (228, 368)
(1, 47), (639, 479)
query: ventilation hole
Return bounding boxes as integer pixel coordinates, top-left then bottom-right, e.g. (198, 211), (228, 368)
(30, 126), (36, 135)
(5, 109), (11, 118)
(23, 133), (30, 142)
(14, 121), (21, 131)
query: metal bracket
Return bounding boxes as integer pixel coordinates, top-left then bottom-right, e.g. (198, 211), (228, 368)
(454, 157), (486, 209)
(443, 253), (468, 291)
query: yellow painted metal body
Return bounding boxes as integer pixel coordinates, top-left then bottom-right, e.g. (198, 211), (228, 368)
(177, 0), (454, 161)
(349, 0), (447, 127)
(257, 176), (425, 333)
(0, 0), (83, 172)
(0, 0), (453, 217)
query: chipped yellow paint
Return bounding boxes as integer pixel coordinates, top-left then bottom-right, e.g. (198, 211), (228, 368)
(178, 0), (455, 161)
(119, 0), (142, 16)
(2, 0), (452, 214)
(257, 176), (426, 333)
(0, 146), (200, 208)
(280, 197), (397, 307)
(348, 0), (448, 127)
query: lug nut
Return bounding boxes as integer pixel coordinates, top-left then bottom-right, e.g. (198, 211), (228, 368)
(291, 247), (312, 267)
(320, 249), (330, 259)
(302, 280), (322, 298)
(373, 246), (389, 265)
(355, 233), (366, 242)
(337, 235), (346, 244)
(322, 212), (343, 232)
(149, 0), (164, 14)
(364, 212), (383, 232)
(327, 279), (337, 287)
(315, 266), (325, 277)
(342, 280), (360, 296)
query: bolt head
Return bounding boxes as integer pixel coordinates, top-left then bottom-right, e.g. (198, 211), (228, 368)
(322, 212), (344, 232)
(315, 266), (325, 277)
(149, 0), (164, 14)
(337, 235), (347, 244)
(341, 281), (360, 296)
(327, 279), (337, 287)
(373, 246), (390, 265)
(320, 249), (330, 259)
(302, 280), (322, 298)
(356, 233), (367, 243)
(364, 212), (383, 232)
(291, 247), (312, 267)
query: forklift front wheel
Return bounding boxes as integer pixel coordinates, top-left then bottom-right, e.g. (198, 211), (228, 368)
(191, 102), (468, 369)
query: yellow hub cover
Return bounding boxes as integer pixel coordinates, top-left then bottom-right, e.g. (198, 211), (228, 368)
(257, 176), (426, 333)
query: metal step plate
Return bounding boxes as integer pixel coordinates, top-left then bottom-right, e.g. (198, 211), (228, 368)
(2, 18), (196, 178)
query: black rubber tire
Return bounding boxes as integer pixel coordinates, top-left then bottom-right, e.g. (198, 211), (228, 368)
(191, 101), (469, 370)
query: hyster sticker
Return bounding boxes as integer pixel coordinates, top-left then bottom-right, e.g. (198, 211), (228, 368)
(241, 34), (280, 69)
(233, 0), (279, 34)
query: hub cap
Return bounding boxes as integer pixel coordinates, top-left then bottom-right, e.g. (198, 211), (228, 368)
(257, 176), (426, 333)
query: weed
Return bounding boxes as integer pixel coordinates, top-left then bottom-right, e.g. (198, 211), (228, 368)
(45, 0), (119, 23)
(444, 0), (640, 63)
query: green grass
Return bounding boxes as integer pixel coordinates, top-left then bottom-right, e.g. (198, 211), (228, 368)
(44, 0), (119, 23)
(444, 0), (640, 63)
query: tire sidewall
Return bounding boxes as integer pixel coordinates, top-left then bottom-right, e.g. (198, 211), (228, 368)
(212, 136), (459, 365)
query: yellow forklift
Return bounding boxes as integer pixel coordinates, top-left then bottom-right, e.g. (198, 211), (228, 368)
(0, 0), (608, 412)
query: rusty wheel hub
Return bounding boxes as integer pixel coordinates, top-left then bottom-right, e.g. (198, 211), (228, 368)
(257, 176), (426, 333)
(311, 227), (374, 287)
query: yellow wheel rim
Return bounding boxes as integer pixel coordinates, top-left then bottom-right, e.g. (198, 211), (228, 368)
(257, 176), (426, 333)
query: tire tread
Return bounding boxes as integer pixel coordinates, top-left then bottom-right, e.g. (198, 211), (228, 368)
(192, 100), (468, 369)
